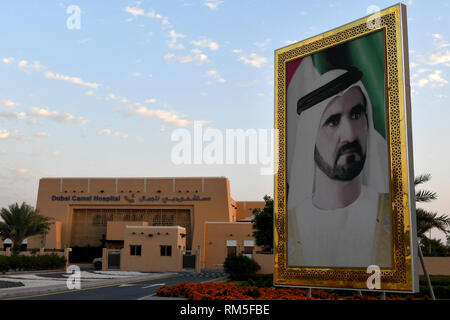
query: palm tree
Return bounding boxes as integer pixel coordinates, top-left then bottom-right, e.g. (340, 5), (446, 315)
(415, 174), (450, 255)
(0, 202), (53, 254)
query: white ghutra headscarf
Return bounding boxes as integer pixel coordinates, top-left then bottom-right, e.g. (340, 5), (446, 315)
(287, 58), (389, 212)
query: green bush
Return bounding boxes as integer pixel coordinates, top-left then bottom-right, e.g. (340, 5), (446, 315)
(417, 275), (450, 299)
(0, 254), (66, 273)
(223, 254), (261, 281)
(420, 275), (450, 287)
(247, 274), (273, 287)
(0, 256), (10, 273)
(244, 287), (261, 298)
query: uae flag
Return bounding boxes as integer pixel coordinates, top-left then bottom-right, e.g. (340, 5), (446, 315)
(286, 30), (386, 138)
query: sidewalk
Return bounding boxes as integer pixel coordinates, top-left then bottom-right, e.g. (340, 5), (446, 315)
(0, 270), (175, 299)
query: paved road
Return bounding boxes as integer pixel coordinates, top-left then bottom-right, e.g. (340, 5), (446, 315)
(14, 271), (226, 300)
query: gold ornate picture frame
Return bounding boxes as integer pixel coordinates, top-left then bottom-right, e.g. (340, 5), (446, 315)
(274, 4), (419, 292)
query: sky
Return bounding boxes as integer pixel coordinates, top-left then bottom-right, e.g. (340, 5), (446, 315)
(0, 0), (449, 242)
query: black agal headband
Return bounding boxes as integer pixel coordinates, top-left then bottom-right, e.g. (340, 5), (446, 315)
(297, 67), (363, 115)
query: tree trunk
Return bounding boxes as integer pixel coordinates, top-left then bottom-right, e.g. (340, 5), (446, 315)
(12, 237), (24, 255)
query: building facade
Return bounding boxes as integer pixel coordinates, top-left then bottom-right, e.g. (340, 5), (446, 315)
(29, 177), (268, 272)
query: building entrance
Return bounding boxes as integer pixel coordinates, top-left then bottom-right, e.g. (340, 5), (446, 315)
(182, 250), (196, 270)
(107, 250), (121, 269)
(70, 207), (192, 248)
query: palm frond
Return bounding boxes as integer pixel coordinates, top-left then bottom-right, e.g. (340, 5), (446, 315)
(416, 207), (450, 238)
(414, 174), (431, 186)
(0, 202), (54, 253)
(415, 190), (437, 203)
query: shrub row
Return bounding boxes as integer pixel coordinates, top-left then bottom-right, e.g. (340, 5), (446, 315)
(223, 254), (261, 281)
(0, 254), (66, 273)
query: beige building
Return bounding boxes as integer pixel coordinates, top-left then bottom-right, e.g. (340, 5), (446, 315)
(28, 177), (268, 272)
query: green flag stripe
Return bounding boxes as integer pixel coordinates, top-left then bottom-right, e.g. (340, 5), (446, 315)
(312, 30), (387, 138)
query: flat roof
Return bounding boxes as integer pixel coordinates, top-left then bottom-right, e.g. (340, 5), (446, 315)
(126, 225), (185, 229)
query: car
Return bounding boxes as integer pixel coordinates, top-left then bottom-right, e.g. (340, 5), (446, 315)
(92, 257), (102, 270)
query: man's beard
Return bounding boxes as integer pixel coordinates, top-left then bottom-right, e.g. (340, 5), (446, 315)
(314, 141), (366, 181)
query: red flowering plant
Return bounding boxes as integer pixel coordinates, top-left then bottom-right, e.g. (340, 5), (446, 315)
(156, 282), (428, 300)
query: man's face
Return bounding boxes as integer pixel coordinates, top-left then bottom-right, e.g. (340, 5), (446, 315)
(314, 86), (368, 181)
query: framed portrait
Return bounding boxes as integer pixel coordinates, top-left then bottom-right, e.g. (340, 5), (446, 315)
(274, 4), (419, 292)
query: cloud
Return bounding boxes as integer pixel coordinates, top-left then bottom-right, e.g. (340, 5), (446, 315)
(413, 70), (448, 88)
(26, 119), (40, 125)
(86, 90), (95, 96)
(167, 30), (186, 50)
(107, 93), (118, 100)
(44, 71), (102, 89)
(18, 60), (46, 73)
(11, 168), (28, 175)
(0, 130), (10, 139)
(0, 99), (18, 109)
(206, 69), (226, 83)
(130, 72), (141, 77)
(204, 0), (223, 10)
(144, 98), (157, 104)
(417, 52), (450, 66)
(28, 107), (88, 125)
(124, 6), (145, 16)
(417, 36), (450, 65)
(195, 120), (213, 127)
(253, 39), (271, 50)
(35, 132), (51, 139)
(191, 38), (219, 51)
(432, 34), (450, 49)
(0, 110), (26, 120)
(0, 129), (25, 140)
(2, 57), (14, 65)
(411, 68), (431, 80)
(124, 6), (170, 26)
(164, 49), (210, 65)
(98, 129), (129, 139)
(128, 106), (189, 127)
(233, 50), (267, 68)
(77, 38), (91, 45)
(236, 80), (258, 88)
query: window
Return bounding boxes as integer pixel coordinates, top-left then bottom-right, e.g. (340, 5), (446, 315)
(160, 245), (172, 256)
(130, 245), (141, 256)
(243, 246), (253, 255)
(226, 240), (237, 256)
(227, 246), (237, 256)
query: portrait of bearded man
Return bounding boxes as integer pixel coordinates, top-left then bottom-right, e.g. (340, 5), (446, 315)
(286, 57), (392, 268)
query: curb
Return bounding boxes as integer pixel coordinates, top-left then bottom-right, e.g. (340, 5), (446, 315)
(0, 273), (176, 300)
(1, 269), (67, 276)
(142, 276), (229, 300)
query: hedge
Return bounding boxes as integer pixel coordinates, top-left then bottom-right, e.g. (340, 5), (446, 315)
(223, 254), (261, 281)
(0, 254), (66, 273)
